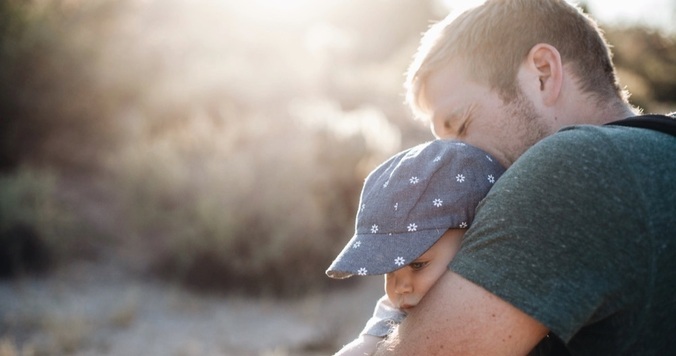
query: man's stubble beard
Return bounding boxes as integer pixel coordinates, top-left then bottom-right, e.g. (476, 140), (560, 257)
(502, 92), (553, 165)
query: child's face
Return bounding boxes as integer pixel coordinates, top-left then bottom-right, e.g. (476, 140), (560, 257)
(384, 229), (464, 311)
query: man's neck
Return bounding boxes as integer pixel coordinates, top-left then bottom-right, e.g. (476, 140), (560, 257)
(594, 100), (639, 124)
(558, 96), (637, 128)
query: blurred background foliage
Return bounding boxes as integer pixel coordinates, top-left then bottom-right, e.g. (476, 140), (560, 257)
(0, 0), (674, 297)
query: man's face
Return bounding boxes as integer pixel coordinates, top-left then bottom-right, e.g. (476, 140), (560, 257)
(385, 229), (464, 311)
(419, 61), (553, 167)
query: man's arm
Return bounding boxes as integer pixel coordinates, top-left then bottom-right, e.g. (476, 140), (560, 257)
(374, 271), (548, 355)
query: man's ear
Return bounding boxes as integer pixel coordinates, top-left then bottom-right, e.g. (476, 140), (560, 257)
(526, 43), (562, 106)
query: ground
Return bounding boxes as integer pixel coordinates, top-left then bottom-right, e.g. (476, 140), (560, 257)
(0, 259), (384, 355)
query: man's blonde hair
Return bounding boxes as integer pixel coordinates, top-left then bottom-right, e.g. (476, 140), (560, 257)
(406, 0), (627, 119)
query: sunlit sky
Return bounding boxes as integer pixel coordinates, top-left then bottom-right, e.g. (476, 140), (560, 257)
(441, 0), (675, 34)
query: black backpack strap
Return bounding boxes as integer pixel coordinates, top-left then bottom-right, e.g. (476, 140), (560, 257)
(605, 114), (676, 136)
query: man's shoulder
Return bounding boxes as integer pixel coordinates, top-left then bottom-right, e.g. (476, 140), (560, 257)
(523, 122), (674, 163)
(497, 123), (669, 197)
(507, 125), (613, 172)
(556, 116), (676, 142)
(553, 123), (643, 143)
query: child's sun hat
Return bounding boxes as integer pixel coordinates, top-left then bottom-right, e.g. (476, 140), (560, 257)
(326, 140), (505, 279)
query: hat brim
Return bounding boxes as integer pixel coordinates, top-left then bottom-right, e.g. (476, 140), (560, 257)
(325, 228), (446, 279)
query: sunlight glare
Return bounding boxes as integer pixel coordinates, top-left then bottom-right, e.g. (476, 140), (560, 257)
(440, 0), (485, 13)
(234, 0), (330, 24)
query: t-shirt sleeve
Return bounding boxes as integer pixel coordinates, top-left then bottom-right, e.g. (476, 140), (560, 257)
(449, 126), (649, 342)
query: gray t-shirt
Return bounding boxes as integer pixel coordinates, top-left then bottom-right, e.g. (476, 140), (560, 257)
(451, 123), (676, 355)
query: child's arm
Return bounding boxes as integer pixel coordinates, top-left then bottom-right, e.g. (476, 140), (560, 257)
(333, 334), (382, 356)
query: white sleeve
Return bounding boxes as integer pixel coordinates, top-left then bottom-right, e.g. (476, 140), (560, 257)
(359, 295), (407, 337)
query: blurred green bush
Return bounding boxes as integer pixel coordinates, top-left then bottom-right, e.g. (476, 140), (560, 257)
(0, 0), (123, 172)
(105, 101), (397, 296)
(607, 28), (676, 113)
(0, 168), (90, 276)
(0, 0), (417, 296)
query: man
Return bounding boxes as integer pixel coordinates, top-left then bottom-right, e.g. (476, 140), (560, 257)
(374, 0), (676, 355)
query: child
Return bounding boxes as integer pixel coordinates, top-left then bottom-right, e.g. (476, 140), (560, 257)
(326, 139), (505, 355)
